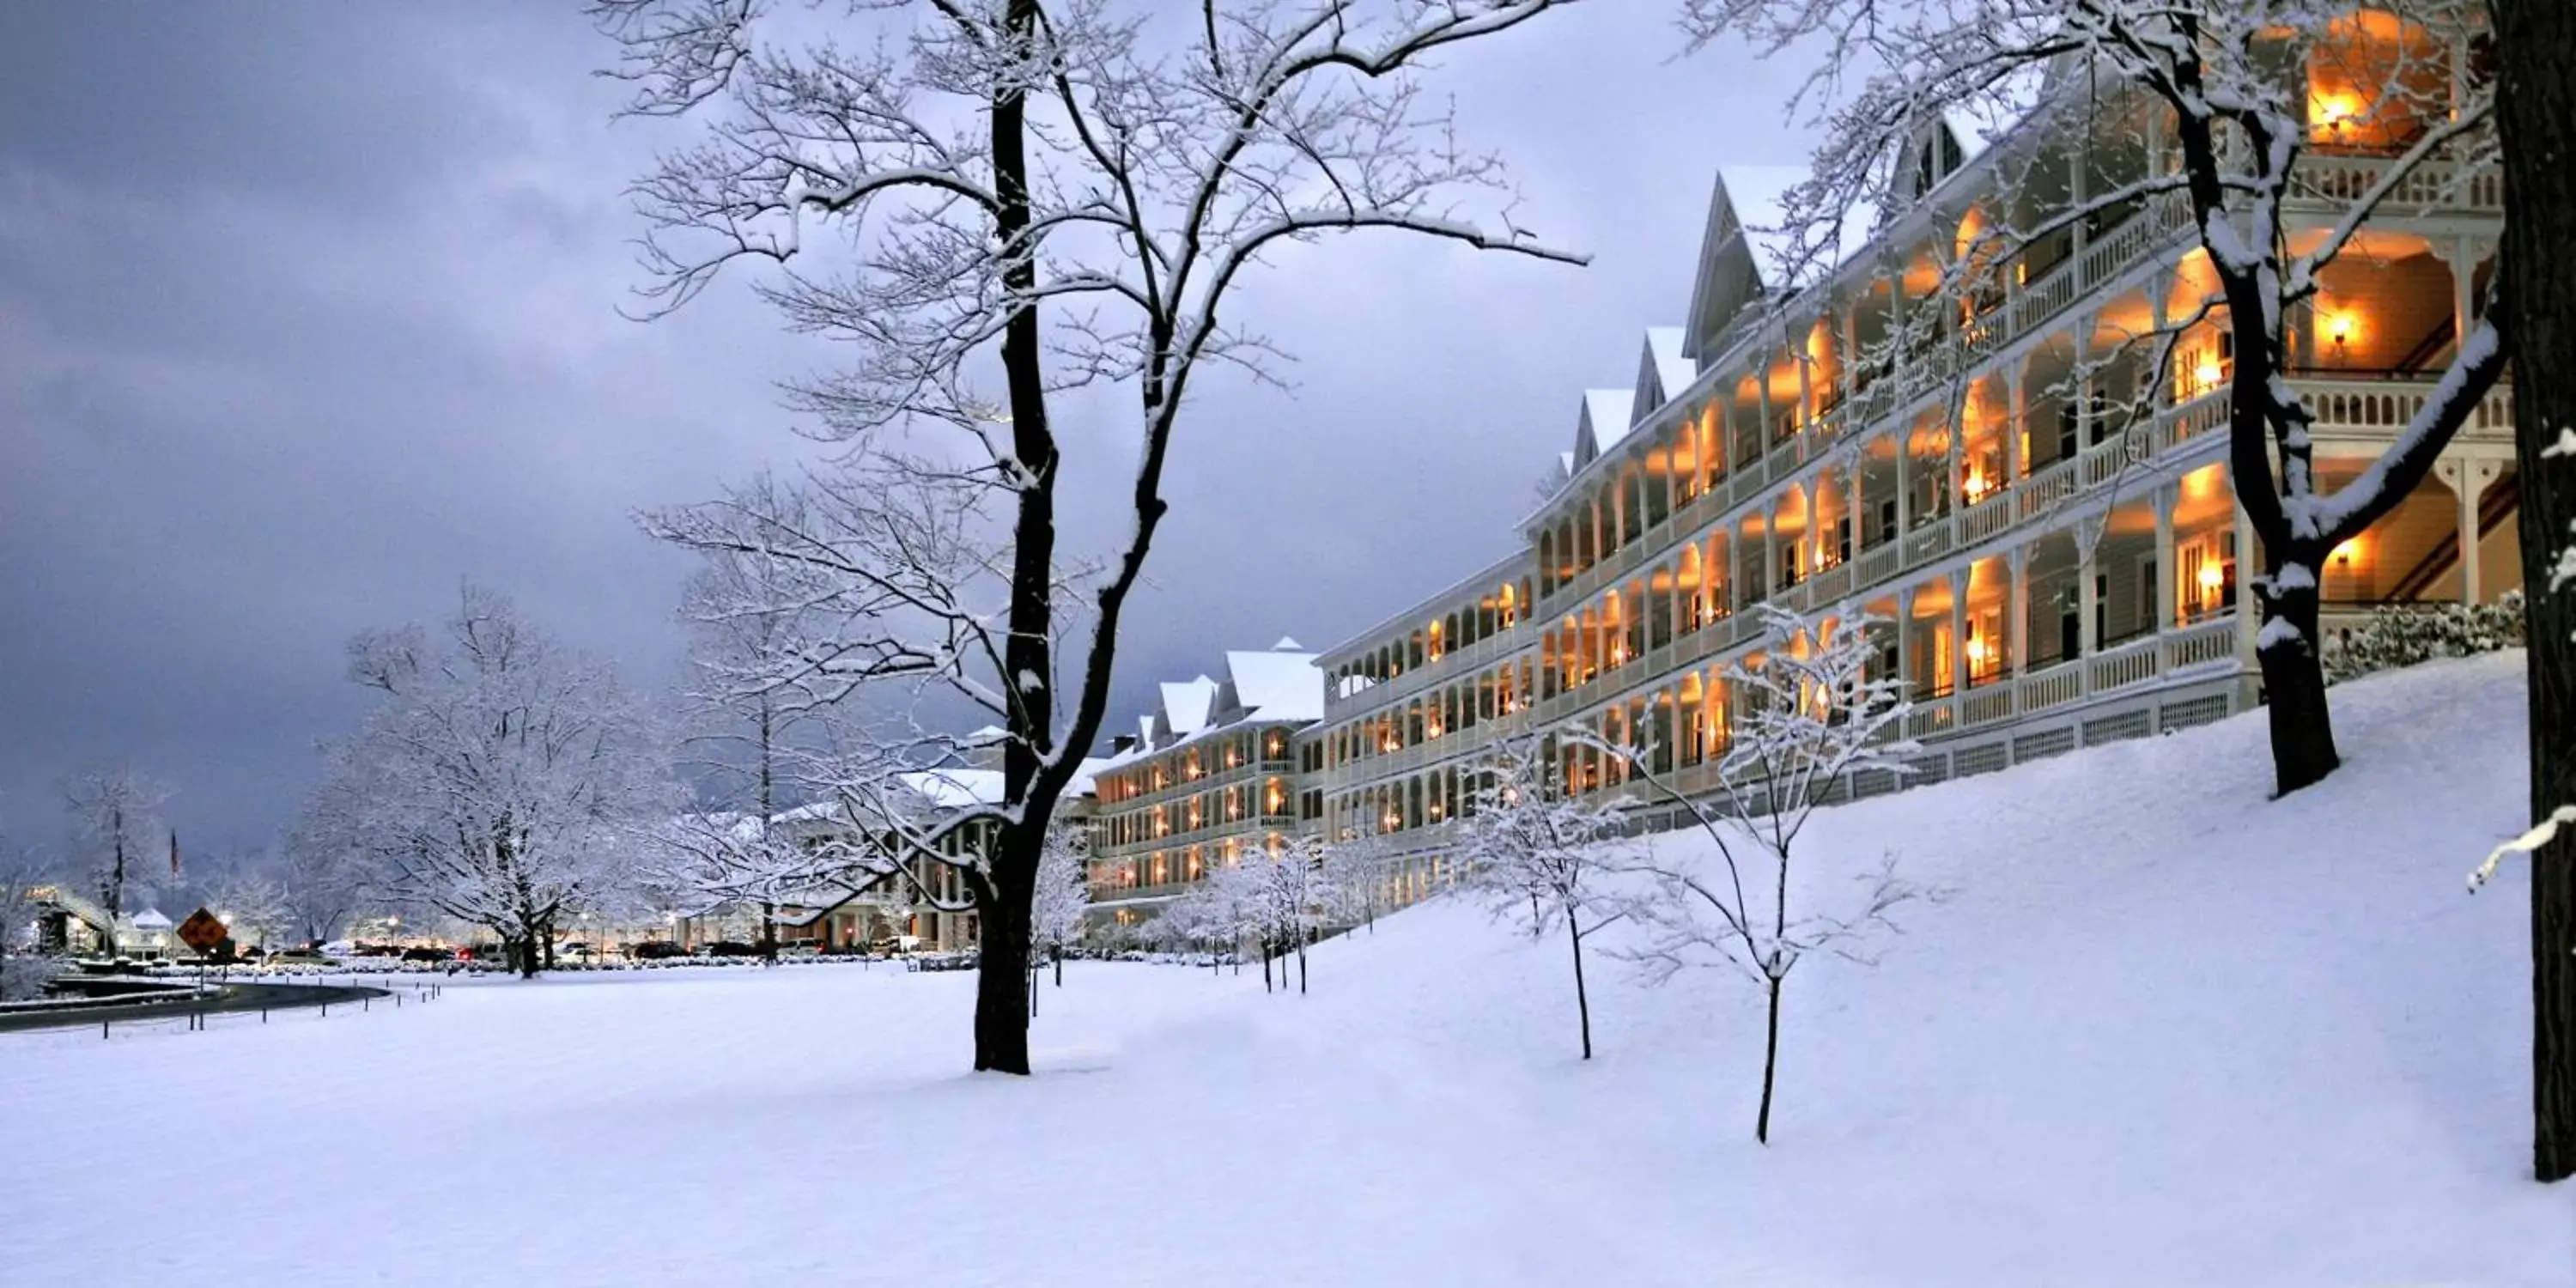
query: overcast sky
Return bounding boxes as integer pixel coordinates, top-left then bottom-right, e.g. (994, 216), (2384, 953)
(0, 2), (1820, 854)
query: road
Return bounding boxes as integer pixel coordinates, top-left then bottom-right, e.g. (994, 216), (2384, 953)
(0, 980), (396, 1034)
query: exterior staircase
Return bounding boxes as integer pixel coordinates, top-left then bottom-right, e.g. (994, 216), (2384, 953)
(2388, 471), (2520, 603)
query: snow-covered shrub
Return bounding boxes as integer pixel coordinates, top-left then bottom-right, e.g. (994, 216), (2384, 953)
(0, 954), (56, 1003)
(2324, 592), (2525, 685)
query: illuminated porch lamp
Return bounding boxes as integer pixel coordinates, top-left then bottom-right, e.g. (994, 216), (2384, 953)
(2324, 308), (2359, 361)
(2312, 91), (2362, 141)
(2332, 537), (2361, 569)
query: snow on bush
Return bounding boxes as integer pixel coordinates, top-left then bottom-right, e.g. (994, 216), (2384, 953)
(2323, 592), (2525, 685)
(0, 955), (56, 1003)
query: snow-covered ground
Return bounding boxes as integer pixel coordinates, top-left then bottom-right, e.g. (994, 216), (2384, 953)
(5, 655), (2571, 1285)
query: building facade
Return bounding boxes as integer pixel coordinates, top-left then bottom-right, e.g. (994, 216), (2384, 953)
(1084, 640), (1327, 927)
(1300, 11), (2516, 885)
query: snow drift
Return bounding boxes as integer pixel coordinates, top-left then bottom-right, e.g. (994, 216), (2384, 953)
(1, 654), (2567, 1285)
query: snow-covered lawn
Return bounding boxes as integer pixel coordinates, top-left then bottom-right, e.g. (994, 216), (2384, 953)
(5, 655), (2572, 1285)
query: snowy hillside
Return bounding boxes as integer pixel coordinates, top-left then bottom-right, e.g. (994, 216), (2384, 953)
(3, 654), (2569, 1285)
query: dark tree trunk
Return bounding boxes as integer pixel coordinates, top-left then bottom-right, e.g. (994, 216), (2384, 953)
(1261, 940), (1273, 993)
(101, 811), (125, 957)
(1568, 916), (1594, 1061)
(1053, 947), (1063, 987)
(2495, 0), (2576, 1184)
(972, 0), (1054, 1079)
(1755, 975), (1783, 1145)
(1297, 934), (1307, 995)
(760, 901), (778, 964)
(972, 834), (1037, 1073)
(2253, 568), (2342, 796)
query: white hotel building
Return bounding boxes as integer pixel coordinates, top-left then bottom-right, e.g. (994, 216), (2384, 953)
(1101, 9), (2522, 917)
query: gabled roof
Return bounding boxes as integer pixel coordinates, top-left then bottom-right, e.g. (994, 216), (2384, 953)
(1633, 326), (1695, 418)
(1103, 640), (1324, 766)
(1683, 165), (1883, 364)
(1571, 388), (1636, 471)
(896, 767), (1006, 810)
(1224, 645), (1323, 723)
(1158, 677), (1218, 738)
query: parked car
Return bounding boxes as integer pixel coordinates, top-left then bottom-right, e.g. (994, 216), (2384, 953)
(702, 940), (761, 957)
(399, 946), (454, 963)
(628, 940), (688, 961)
(267, 949), (331, 968)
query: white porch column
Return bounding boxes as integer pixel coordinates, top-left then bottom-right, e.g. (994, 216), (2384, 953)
(2449, 234), (2479, 355)
(1894, 428), (1915, 535)
(2154, 483), (2178, 632)
(1792, 478), (1814, 580)
(2452, 457), (2501, 605)
(2006, 365), (2026, 485)
(1761, 512), (1779, 601)
(2073, 312), (2099, 447)
(1839, 304), (1861, 408)
(2008, 544), (2031, 679)
(1847, 467), (1866, 561)
(1949, 567), (1971, 696)
(1894, 586), (1917, 697)
(2232, 478), (2259, 671)
(2078, 526), (2101, 664)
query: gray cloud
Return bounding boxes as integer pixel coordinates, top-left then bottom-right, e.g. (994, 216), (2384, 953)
(0, 2), (1814, 851)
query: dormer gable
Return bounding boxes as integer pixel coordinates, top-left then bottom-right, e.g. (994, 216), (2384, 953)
(1569, 388), (1637, 471)
(1632, 326), (1695, 419)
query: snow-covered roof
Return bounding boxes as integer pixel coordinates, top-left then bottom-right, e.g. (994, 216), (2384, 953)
(1636, 326), (1696, 416)
(1104, 640), (1325, 765)
(1571, 388), (1636, 470)
(1224, 645), (1323, 724)
(130, 908), (173, 931)
(896, 767), (1006, 810)
(1158, 677), (1218, 738)
(1066, 756), (1112, 798)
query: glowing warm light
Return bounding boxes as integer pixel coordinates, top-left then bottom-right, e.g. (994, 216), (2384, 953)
(1965, 637), (1989, 665)
(2197, 563), (2226, 592)
(2311, 91), (2363, 136)
(2324, 309), (2359, 352)
(2194, 359), (2226, 392)
(2332, 538), (2361, 566)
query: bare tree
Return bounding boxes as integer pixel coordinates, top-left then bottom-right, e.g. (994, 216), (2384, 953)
(1030, 815), (1091, 992)
(1455, 731), (1635, 1060)
(1158, 870), (1246, 972)
(201, 858), (290, 954)
(673, 513), (841, 961)
(309, 583), (677, 978)
(1321, 832), (1395, 933)
(280, 787), (375, 948)
(0, 811), (58, 1000)
(1604, 605), (1928, 1144)
(598, 0), (1587, 1072)
(60, 763), (173, 957)
(1681, 0), (2506, 794)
